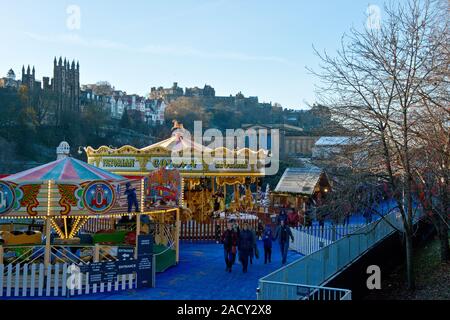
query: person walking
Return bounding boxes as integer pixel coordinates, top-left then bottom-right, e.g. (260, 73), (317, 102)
(257, 220), (264, 240)
(262, 224), (273, 264)
(215, 224), (221, 244)
(221, 222), (238, 272)
(343, 212), (351, 226)
(277, 209), (288, 225)
(363, 207), (373, 224)
(249, 226), (258, 265)
(274, 220), (294, 264)
(238, 223), (254, 273)
(287, 209), (300, 228)
(231, 220), (240, 265)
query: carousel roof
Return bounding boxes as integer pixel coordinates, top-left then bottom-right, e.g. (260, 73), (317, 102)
(4, 157), (126, 183)
(141, 132), (212, 153)
(85, 131), (269, 158)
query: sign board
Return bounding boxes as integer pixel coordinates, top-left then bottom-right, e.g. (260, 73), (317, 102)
(117, 260), (137, 275)
(136, 255), (154, 288)
(101, 261), (118, 283)
(137, 234), (154, 257)
(117, 247), (134, 260)
(87, 262), (103, 284)
(95, 156), (265, 174)
(79, 238), (154, 287)
(136, 234), (154, 288)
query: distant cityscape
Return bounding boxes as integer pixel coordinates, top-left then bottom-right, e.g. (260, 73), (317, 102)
(0, 58), (281, 127)
(0, 57), (343, 164)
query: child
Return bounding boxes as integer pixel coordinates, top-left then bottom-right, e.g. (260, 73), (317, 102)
(262, 224), (273, 264)
(124, 182), (139, 213)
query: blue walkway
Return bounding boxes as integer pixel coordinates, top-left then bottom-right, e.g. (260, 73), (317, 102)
(312, 198), (399, 227)
(18, 241), (301, 300)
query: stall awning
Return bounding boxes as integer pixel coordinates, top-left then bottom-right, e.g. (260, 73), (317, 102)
(274, 167), (323, 196)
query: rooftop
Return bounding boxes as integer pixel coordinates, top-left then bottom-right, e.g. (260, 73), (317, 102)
(274, 167), (324, 195)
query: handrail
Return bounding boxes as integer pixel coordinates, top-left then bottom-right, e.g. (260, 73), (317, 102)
(257, 281), (352, 300)
(258, 210), (406, 300)
(260, 280), (352, 293)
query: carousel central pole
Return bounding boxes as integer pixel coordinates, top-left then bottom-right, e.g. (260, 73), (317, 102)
(135, 178), (145, 259)
(44, 179), (52, 269)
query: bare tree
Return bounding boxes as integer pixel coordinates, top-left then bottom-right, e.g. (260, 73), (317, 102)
(310, 0), (448, 289)
(412, 0), (450, 262)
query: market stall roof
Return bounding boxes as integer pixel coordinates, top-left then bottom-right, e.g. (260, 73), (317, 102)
(4, 157), (126, 183)
(274, 167), (324, 196)
(314, 136), (356, 146)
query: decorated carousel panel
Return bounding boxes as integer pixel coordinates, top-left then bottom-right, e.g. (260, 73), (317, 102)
(0, 157), (135, 218)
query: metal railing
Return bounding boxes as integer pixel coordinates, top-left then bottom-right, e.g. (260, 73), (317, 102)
(257, 281), (352, 300)
(258, 211), (404, 300)
(290, 223), (366, 256)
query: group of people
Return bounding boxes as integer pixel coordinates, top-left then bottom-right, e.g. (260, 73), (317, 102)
(221, 217), (294, 273)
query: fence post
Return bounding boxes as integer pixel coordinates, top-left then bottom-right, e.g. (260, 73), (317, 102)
(175, 208), (180, 263)
(44, 218), (52, 270)
(94, 244), (100, 262)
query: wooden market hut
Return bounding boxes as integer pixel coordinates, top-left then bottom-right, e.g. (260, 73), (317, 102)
(270, 167), (331, 214)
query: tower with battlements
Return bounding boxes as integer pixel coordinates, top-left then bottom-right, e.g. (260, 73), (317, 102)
(52, 57), (80, 114)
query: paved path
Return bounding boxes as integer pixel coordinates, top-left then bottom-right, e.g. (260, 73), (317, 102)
(76, 241), (302, 300)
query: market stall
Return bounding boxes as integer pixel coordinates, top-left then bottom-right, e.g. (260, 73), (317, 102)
(270, 167), (331, 225)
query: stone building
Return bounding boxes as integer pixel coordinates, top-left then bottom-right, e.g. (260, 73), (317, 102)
(21, 65), (41, 92)
(149, 82), (184, 102)
(0, 69), (19, 89)
(52, 57), (80, 113)
(241, 123), (320, 159)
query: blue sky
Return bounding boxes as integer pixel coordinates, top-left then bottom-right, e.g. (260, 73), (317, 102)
(0, 0), (387, 109)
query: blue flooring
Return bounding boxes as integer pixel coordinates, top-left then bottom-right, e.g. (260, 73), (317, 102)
(311, 198), (398, 227)
(4, 200), (401, 300)
(10, 241), (302, 300)
(78, 242), (302, 300)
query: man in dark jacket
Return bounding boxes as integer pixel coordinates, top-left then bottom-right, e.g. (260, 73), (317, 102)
(238, 223), (254, 273)
(277, 209), (288, 225)
(230, 219), (240, 265)
(221, 222), (238, 272)
(274, 220), (294, 264)
(262, 224), (273, 264)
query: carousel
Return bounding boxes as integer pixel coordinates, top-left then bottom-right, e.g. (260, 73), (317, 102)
(84, 123), (270, 225)
(0, 142), (181, 272)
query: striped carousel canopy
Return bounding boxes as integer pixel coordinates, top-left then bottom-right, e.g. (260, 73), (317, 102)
(4, 157), (126, 183)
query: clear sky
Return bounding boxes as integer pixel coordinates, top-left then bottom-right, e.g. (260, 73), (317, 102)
(0, 0), (388, 109)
